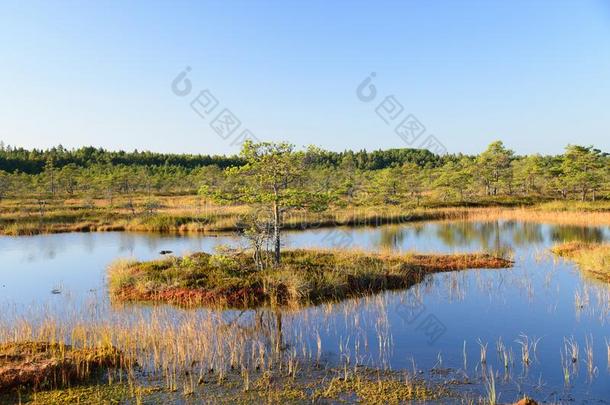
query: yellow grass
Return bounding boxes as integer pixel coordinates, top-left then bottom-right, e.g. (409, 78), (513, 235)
(1, 195), (608, 235)
(0, 299), (452, 403)
(466, 207), (610, 226)
(551, 242), (610, 283)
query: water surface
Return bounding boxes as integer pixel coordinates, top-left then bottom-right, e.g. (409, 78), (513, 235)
(1, 220), (609, 402)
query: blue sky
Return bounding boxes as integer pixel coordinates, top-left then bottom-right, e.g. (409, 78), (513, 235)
(1, 0), (609, 155)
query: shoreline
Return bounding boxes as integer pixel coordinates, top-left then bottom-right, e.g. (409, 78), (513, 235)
(551, 241), (610, 283)
(2, 201), (609, 237)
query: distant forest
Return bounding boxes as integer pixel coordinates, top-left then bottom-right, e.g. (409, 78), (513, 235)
(0, 141), (607, 203)
(0, 143), (441, 174)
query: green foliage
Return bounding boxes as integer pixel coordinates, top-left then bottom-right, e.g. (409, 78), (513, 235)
(0, 144), (243, 174)
(201, 141), (331, 264)
(476, 141), (514, 196)
(433, 157), (475, 201)
(0, 141), (607, 205)
(561, 145), (606, 201)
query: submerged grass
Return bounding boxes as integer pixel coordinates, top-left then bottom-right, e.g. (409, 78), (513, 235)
(108, 249), (513, 308)
(0, 300), (458, 404)
(0, 383), (136, 405)
(551, 242), (610, 283)
(312, 369), (449, 403)
(3, 366), (450, 404)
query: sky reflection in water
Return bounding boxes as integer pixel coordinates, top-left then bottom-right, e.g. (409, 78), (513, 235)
(0, 220), (609, 402)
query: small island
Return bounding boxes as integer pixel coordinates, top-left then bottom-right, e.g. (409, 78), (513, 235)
(109, 249), (513, 308)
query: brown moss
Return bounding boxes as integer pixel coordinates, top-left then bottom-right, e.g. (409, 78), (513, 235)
(0, 342), (124, 393)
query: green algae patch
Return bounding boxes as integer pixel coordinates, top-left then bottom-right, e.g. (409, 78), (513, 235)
(2, 383), (131, 405)
(314, 373), (449, 403)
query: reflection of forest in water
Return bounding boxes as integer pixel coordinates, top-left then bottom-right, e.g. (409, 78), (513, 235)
(377, 221), (608, 254)
(13, 221), (608, 263)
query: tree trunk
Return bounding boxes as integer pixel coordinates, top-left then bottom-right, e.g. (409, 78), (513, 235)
(273, 199), (281, 265)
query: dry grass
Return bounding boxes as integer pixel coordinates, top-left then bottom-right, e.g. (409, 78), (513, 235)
(2, 195), (608, 236)
(465, 206), (610, 226)
(0, 300), (456, 403)
(551, 242), (610, 283)
(0, 196), (248, 235)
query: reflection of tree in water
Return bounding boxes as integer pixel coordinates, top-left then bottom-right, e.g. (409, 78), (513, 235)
(378, 226), (407, 249)
(434, 221), (606, 254)
(549, 225), (605, 244)
(223, 309), (285, 359)
(118, 233), (137, 255)
(82, 233), (97, 254)
(25, 235), (61, 262)
(433, 220), (547, 256)
(435, 222), (481, 247)
(503, 221), (544, 246)
(377, 224), (426, 250)
(434, 221), (511, 255)
(378, 221), (515, 253)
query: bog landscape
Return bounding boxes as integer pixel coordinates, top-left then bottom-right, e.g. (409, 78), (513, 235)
(1, 1), (609, 404)
(0, 141), (608, 404)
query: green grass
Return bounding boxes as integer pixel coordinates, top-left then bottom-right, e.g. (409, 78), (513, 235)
(108, 249), (513, 308)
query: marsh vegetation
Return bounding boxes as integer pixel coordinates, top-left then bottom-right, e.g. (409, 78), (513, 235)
(1, 141), (608, 236)
(108, 249), (512, 308)
(1, 219), (608, 403)
(0, 141), (608, 404)
(551, 242), (610, 283)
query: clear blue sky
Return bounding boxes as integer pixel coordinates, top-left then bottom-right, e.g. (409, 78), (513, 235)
(1, 0), (609, 155)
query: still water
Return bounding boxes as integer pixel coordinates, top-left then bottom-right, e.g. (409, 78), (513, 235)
(1, 221), (609, 402)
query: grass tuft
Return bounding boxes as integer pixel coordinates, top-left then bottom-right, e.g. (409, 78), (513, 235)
(108, 249), (513, 308)
(551, 242), (610, 283)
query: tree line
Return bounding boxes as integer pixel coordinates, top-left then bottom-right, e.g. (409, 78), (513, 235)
(0, 143), (439, 174)
(0, 141), (607, 204)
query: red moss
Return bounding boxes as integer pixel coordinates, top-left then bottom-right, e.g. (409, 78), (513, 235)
(111, 252), (512, 308)
(114, 285), (269, 308)
(0, 342), (123, 392)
